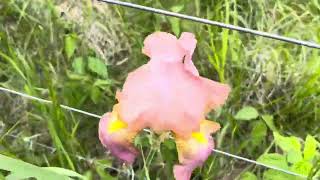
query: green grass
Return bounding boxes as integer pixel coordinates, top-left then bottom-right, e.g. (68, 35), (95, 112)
(0, 0), (320, 179)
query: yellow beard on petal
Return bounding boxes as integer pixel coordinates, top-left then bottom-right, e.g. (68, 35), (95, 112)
(108, 114), (128, 133)
(191, 132), (208, 144)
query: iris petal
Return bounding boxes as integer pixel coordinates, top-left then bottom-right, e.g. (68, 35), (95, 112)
(98, 32), (230, 180)
(116, 32), (230, 137)
(98, 111), (139, 164)
(174, 120), (220, 180)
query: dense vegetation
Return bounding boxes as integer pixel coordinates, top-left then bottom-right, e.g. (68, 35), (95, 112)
(0, 0), (319, 179)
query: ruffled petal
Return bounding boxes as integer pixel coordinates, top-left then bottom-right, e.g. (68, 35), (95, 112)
(98, 108), (139, 164)
(116, 32), (230, 137)
(200, 77), (231, 109)
(142, 32), (185, 62)
(178, 32), (199, 76)
(174, 120), (220, 180)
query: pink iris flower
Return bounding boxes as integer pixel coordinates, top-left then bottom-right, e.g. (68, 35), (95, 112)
(99, 32), (230, 180)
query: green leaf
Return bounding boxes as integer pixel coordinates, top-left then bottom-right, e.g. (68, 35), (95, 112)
(303, 135), (318, 161)
(65, 34), (77, 59)
(257, 153), (288, 169)
(251, 121), (267, 146)
(72, 57), (85, 74)
(240, 172), (258, 180)
(93, 79), (113, 88)
(90, 86), (102, 104)
(291, 160), (312, 176)
(170, 4), (184, 12)
(314, 170), (320, 180)
(287, 151), (303, 164)
(168, 4), (184, 36)
(234, 106), (259, 121)
(67, 71), (89, 81)
(261, 114), (277, 132)
(161, 139), (178, 163)
(0, 51), (26, 80)
(169, 18), (180, 36)
(94, 159), (117, 180)
(134, 133), (151, 147)
(160, 139), (178, 179)
(88, 57), (108, 78)
(274, 132), (301, 152)
(43, 167), (85, 179)
(0, 154), (82, 180)
(273, 132), (303, 163)
(263, 169), (295, 180)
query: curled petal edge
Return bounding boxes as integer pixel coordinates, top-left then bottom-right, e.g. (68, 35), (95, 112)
(174, 120), (220, 180)
(98, 110), (139, 164)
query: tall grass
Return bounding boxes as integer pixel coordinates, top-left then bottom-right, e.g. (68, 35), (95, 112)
(0, 0), (319, 179)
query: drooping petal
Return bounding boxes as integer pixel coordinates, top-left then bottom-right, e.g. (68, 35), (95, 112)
(98, 108), (139, 164)
(174, 120), (220, 180)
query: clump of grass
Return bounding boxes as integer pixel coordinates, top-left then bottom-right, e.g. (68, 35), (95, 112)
(0, 0), (131, 176)
(56, 0), (132, 66)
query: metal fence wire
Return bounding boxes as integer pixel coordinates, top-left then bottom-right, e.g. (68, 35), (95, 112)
(2, 0), (320, 178)
(98, 0), (320, 49)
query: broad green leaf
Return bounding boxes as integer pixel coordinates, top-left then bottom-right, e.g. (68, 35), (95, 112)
(291, 160), (312, 176)
(263, 169), (296, 180)
(273, 132), (303, 163)
(234, 106), (259, 121)
(303, 135), (318, 161)
(240, 172), (258, 180)
(0, 154), (82, 180)
(88, 57), (108, 78)
(65, 34), (77, 59)
(43, 167), (85, 179)
(261, 114), (277, 132)
(257, 153), (288, 169)
(72, 57), (85, 74)
(287, 151), (303, 164)
(251, 121), (267, 146)
(273, 132), (301, 152)
(5, 173), (28, 180)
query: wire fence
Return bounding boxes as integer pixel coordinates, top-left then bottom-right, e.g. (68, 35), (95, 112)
(1, 0), (319, 178)
(0, 87), (307, 178)
(98, 0), (320, 49)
